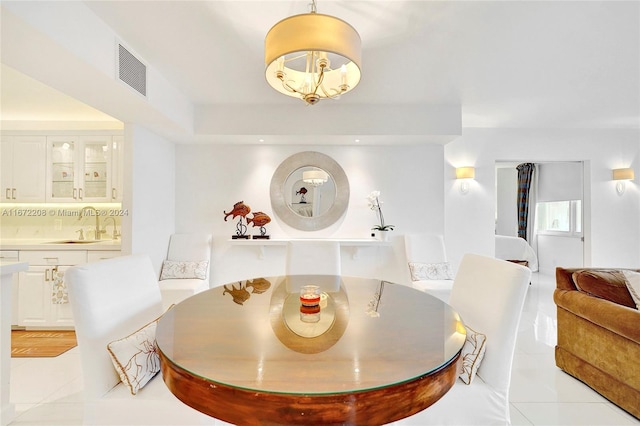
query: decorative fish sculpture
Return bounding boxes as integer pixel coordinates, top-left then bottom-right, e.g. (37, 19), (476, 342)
(296, 187), (308, 196)
(246, 211), (271, 228)
(223, 283), (251, 305)
(246, 278), (271, 294)
(224, 201), (251, 221)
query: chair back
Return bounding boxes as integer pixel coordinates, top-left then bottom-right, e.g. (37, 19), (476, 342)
(167, 233), (212, 263)
(449, 253), (531, 394)
(404, 233), (447, 263)
(285, 241), (341, 292)
(66, 254), (164, 399)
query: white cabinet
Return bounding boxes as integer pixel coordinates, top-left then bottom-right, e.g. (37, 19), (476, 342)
(110, 135), (123, 201)
(46, 136), (112, 202)
(17, 250), (87, 328)
(0, 136), (46, 203)
(87, 250), (121, 263)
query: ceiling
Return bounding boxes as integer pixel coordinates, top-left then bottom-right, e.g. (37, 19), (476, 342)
(2, 1), (639, 142)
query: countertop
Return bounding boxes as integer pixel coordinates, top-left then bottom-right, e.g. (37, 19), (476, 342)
(0, 239), (121, 251)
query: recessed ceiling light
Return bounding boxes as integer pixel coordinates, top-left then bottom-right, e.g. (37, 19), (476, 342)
(354, 139), (360, 143)
(259, 138), (265, 143)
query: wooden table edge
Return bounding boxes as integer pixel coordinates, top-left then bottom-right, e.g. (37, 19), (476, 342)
(158, 348), (462, 426)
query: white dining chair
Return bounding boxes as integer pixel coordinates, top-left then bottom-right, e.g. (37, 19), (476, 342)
(158, 233), (212, 310)
(397, 253), (531, 425)
(285, 240), (341, 292)
(66, 254), (165, 399)
(404, 233), (453, 302)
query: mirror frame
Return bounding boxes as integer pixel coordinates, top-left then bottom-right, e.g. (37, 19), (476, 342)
(270, 151), (350, 231)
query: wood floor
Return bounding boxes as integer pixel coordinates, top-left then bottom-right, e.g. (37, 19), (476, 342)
(11, 330), (77, 357)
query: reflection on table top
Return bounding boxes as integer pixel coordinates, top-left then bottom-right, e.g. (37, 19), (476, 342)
(156, 275), (466, 396)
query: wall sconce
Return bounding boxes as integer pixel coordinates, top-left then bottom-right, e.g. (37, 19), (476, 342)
(455, 167), (475, 194)
(612, 167), (634, 195)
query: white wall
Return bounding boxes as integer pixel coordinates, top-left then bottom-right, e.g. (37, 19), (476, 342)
(495, 167), (518, 236)
(175, 144), (445, 287)
(445, 128), (640, 270)
(122, 124), (175, 274)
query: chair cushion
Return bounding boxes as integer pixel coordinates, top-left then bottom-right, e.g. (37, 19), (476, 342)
(408, 262), (454, 281)
(622, 270), (640, 309)
(107, 317), (161, 395)
(571, 270), (635, 308)
(159, 260), (208, 280)
(459, 325), (487, 385)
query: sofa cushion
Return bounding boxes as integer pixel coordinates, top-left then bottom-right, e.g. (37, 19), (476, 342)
(571, 270), (636, 309)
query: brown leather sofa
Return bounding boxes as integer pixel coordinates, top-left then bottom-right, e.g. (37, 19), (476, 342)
(554, 267), (640, 419)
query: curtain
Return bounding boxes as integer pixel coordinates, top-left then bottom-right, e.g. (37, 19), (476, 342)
(516, 163), (535, 241)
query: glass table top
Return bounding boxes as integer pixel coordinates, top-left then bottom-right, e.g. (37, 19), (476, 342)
(156, 275), (466, 395)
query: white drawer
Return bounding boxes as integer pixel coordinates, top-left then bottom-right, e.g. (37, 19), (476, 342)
(0, 250), (19, 260)
(87, 251), (121, 263)
(19, 250), (87, 266)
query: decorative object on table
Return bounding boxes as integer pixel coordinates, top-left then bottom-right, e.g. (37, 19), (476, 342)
(247, 211), (272, 239)
(223, 278), (272, 305)
(367, 190), (394, 240)
(223, 200), (251, 239)
(223, 282), (251, 305)
(296, 186), (308, 203)
(246, 277), (272, 294)
(299, 285), (322, 323)
(366, 280), (386, 318)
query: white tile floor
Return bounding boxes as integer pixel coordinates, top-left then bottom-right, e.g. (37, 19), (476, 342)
(8, 272), (640, 425)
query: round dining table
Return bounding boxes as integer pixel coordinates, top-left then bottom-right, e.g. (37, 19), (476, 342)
(156, 275), (466, 425)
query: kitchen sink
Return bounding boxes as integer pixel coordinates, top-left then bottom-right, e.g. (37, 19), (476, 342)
(45, 240), (99, 244)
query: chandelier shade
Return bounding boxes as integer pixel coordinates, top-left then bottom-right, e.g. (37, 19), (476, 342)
(265, 11), (361, 105)
(303, 169), (329, 186)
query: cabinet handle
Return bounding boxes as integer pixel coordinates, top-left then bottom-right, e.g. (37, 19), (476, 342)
(43, 257), (59, 264)
(11, 188), (16, 199)
(45, 268), (51, 281)
(79, 188), (83, 200)
(112, 188), (117, 200)
(5, 188), (9, 200)
(73, 188), (77, 199)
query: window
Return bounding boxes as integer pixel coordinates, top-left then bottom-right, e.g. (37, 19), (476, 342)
(536, 200), (582, 236)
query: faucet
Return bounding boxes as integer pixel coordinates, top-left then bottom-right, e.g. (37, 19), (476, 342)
(102, 216), (120, 240)
(79, 206), (105, 240)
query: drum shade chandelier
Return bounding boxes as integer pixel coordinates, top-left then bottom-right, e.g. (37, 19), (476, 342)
(264, 0), (361, 105)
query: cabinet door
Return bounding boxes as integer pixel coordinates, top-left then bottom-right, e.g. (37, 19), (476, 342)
(110, 135), (123, 201)
(1, 136), (46, 202)
(47, 136), (79, 202)
(79, 136), (111, 202)
(18, 266), (50, 327)
(0, 139), (12, 201)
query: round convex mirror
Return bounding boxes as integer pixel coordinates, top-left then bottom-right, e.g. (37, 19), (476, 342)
(270, 152), (349, 231)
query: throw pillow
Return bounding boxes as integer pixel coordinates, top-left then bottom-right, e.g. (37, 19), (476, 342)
(408, 262), (454, 281)
(459, 325), (487, 385)
(572, 270), (635, 308)
(160, 260), (208, 280)
(107, 319), (161, 395)
(621, 270), (640, 310)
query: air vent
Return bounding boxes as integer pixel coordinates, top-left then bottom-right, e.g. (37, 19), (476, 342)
(118, 43), (147, 97)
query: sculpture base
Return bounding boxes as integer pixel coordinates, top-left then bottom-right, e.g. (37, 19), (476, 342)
(232, 235), (250, 239)
(252, 235), (270, 240)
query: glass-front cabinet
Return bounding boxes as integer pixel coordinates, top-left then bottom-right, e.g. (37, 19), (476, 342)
(47, 136), (112, 202)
